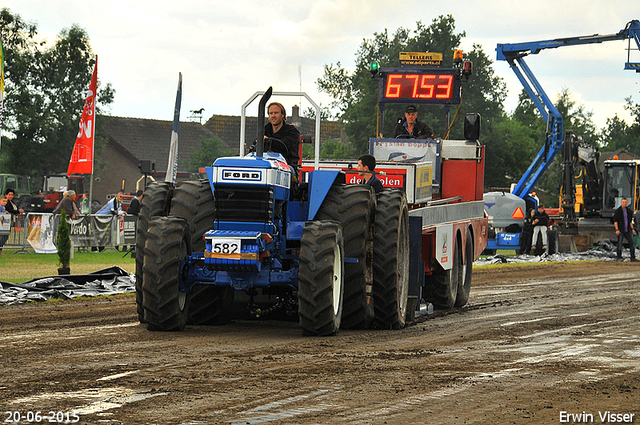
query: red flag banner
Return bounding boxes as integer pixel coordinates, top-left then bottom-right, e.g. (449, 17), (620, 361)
(68, 59), (97, 175)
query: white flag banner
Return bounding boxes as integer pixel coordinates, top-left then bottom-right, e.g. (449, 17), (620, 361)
(165, 73), (182, 184)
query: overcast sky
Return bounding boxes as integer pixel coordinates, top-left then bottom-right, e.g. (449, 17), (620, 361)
(4, 0), (640, 132)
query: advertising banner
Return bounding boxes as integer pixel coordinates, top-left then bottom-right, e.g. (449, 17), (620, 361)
(67, 215), (112, 248)
(68, 59), (97, 175)
(27, 214), (58, 254)
(115, 215), (137, 246)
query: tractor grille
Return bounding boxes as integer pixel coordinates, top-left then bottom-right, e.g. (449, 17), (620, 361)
(214, 185), (274, 223)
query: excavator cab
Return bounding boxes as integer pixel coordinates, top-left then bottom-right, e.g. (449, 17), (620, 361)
(602, 160), (640, 217)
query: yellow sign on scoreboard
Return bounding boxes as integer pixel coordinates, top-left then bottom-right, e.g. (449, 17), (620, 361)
(399, 52), (443, 66)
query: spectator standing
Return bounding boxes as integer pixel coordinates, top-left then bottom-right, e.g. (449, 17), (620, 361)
(0, 196), (8, 254)
(613, 197), (637, 262)
(127, 190), (143, 216)
(52, 190), (79, 220)
(115, 192), (126, 216)
(4, 189), (24, 215)
(520, 208), (535, 255)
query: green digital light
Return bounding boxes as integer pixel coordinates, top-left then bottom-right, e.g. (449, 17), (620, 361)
(370, 62), (380, 78)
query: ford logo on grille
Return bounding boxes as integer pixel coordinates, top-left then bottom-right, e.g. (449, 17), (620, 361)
(222, 169), (262, 181)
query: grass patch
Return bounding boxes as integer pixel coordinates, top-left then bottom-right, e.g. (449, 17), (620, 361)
(0, 248), (135, 283)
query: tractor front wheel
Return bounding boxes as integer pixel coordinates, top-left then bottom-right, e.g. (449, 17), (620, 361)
(298, 221), (345, 336)
(142, 217), (190, 331)
(135, 181), (173, 323)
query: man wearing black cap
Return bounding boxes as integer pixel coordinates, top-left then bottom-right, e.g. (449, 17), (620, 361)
(393, 105), (434, 139)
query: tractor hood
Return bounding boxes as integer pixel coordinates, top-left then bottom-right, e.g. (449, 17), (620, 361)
(206, 153), (292, 189)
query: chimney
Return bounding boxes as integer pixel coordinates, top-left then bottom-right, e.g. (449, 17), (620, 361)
(290, 105), (302, 129)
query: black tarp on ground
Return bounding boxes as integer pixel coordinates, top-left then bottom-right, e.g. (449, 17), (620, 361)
(475, 239), (623, 266)
(0, 266), (135, 306)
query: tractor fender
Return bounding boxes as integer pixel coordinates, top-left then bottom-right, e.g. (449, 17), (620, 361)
(307, 170), (345, 220)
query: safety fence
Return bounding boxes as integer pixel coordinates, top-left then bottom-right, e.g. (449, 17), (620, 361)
(0, 213), (137, 254)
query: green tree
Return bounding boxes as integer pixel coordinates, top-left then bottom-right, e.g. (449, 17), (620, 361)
(623, 97), (640, 152)
(484, 118), (539, 190)
(303, 139), (354, 160)
(56, 209), (71, 270)
(489, 89), (547, 190)
(509, 88), (600, 206)
(0, 8), (114, 182)
(554, 88), (597, 145)
(303, 105), (333, 120)
(599, 114), (631, 151)
(600, 97), (640, 153)
(186, 136), (234, 172)
(512, 89), (545, 131)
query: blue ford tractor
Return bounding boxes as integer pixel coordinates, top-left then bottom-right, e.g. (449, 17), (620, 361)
(135, 87), (410, 335)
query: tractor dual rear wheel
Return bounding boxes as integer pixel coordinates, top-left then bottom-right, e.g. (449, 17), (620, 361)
(315, 185), (375, 329)
(372, 190), (410, 329)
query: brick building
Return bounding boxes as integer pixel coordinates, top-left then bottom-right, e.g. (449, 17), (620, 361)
(93, 116), (221, 205)
(203, 105), (345, 153)
(94, 111), (345, 206)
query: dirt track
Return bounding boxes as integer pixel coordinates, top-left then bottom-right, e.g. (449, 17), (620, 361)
(2, 261), (639, 425)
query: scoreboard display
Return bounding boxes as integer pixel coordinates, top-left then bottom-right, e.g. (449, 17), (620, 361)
(379, 68), (461, 105)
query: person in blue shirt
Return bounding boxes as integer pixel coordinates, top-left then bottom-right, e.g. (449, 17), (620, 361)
(96, 192), (126, 216)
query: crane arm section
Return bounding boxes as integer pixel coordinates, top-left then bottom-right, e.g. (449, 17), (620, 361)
(497, 20), (640, 68)
(497, 20), (640, 201)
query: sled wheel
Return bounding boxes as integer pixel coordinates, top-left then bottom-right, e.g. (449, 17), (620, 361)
(455, 229), (473, 307)
(425, 232), (461, 309)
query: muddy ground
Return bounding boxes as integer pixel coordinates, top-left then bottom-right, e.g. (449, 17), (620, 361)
(1, 261), (639, 425)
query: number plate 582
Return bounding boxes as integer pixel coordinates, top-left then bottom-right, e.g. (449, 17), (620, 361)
(211, 238), (240, 254)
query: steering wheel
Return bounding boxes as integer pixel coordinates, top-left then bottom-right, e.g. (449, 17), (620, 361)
(264, 137), (290, 157)
(395, 134), (414, 139)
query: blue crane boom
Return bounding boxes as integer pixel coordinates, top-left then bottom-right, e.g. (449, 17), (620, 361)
(496, 20), (640, 203)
